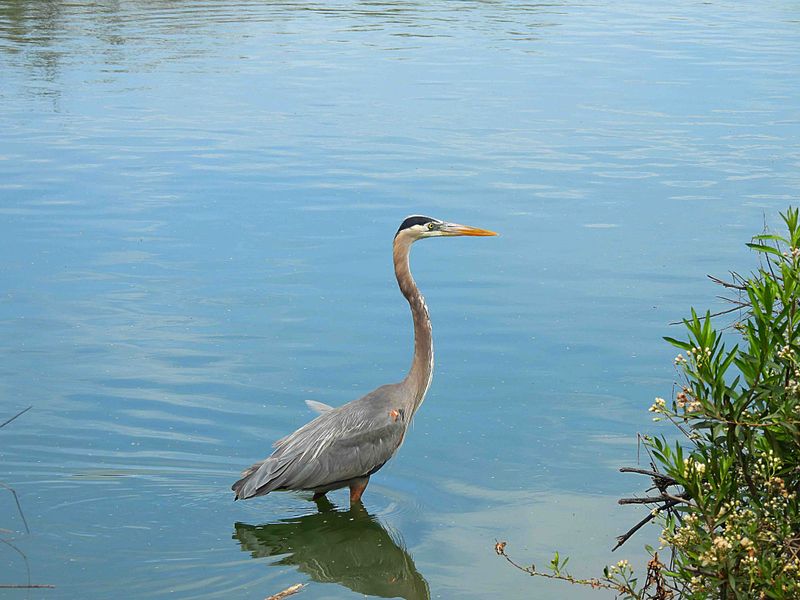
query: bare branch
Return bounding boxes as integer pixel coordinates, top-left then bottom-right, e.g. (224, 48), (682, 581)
(615, 468), (690, 550)
(707, 274), (746, 291)
(266, 583), (306, 600)
(715, 296), (748, 307)
(619, 467), (676, 487)
(0, 406), (51, 590)
(0, 406), (32, 430)
(0, 538), (31, 588)
(613, 498), (682, 552)
(668, 304), (745, 326)
(0, 483), (30, 534)
(618, 496), (673, 505)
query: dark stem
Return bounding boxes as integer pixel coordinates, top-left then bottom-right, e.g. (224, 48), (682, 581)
(613, 498), (682, 552)
(0, 406), (32, 429)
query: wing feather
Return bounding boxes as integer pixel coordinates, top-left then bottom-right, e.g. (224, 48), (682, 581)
(232, 388), (407, 500)
(305, 399), (334, 414)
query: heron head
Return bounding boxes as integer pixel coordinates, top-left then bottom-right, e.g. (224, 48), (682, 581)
(395, 215), (497, 241)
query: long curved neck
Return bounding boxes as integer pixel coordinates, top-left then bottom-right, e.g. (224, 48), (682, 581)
(393, 234), (433, 414)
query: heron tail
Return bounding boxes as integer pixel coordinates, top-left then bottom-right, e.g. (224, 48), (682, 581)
(231, 457), (293, 500)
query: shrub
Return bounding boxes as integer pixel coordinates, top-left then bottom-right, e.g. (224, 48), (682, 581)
(498, 208), (800, 599)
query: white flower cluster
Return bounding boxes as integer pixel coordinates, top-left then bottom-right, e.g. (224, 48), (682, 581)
(606, 559), (630, 574)
(684, 457), (706, 475)
(649, 397), (666, 413)
(676, 389), (702, 412)
(787, 366), (800, 394)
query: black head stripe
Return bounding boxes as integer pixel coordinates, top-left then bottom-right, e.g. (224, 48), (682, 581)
(396, 215), (435, 236)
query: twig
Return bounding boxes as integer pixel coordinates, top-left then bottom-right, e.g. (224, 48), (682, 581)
(0, 406), (32, 429)
(266, 583), (306, 600)
(0, 482), (30, 534)
(663, 492), (692, 505)
(707, 274), (746, 291)
(615, 467), (690, 551)
(613, 498), (682, 552)
(668, 304), (745, 326)
(619, 467), (669, 479)
(619, 467), (676, 487)
(0, 406), (51, 590)
(666, 273), (751, 325)
(0, 407), (32, 534)
(715, 296), (748, 307)
(618, 496), (673, 505)
(494, 542), (625, 592)
(0, 538), (32, 588)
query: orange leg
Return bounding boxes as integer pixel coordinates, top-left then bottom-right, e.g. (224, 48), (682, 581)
(348, 476), (370, 504)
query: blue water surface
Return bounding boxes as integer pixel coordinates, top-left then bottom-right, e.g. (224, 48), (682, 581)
(1, 1), (799, 598)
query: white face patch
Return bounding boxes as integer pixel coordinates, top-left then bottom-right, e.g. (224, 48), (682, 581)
(397, 220), (445, 241)
(418, 222), (445, 239)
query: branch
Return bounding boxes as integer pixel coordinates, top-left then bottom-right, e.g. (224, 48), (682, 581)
(0, 406), (51, 589)
(0, 407), (32, 535)
(668, 304), (745, 326)
(613, 498), (682, 552)
(614, 468), (690, 551)
(0, 406), (32, 429)
(0, 482), (30, 534)
(266, 583), (306, 600)
(618, 496), (673, 505)
(666, 273), (753, 326)
(715, 296), (748, 307)
(0, 538), (32, 588)
(494, 542), (626, 593)
(707, 274), (746, 291)
(619, 467), (676, 485)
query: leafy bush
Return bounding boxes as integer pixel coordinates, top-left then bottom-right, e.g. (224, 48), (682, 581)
(649, 207), (800, 598)
(498, 208), (800, 599)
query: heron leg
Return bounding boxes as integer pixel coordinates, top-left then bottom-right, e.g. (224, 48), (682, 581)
(348, 476), (370, 504)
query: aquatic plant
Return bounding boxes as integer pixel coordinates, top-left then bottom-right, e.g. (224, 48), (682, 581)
(498, 207), (800, 599)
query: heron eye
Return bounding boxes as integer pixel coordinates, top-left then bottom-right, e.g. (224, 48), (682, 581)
(427, 222), (436, 230)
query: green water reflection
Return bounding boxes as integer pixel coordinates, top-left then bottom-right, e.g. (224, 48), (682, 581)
(234, 500), (429, 600)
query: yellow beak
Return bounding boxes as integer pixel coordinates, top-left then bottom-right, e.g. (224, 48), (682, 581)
(444, 223), (498, 237)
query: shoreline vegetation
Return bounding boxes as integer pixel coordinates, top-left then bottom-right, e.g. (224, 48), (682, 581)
(497, 208), (800, 600)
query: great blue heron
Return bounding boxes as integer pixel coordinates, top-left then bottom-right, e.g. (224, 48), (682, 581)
(232, 215), (496, 504)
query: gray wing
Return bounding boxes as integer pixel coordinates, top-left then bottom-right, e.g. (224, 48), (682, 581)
(232, 385), (407, 499)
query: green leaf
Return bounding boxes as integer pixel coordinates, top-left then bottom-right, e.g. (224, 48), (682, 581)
(752, 233), (787, 244)
(746, 242), (783, 258)
(664, 336), (691, 350)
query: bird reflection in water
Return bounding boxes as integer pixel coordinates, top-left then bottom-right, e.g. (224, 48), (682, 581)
(233, 499), (430, 600)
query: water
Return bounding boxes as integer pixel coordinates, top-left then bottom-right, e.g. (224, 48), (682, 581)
(1, 1), (798, 598)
